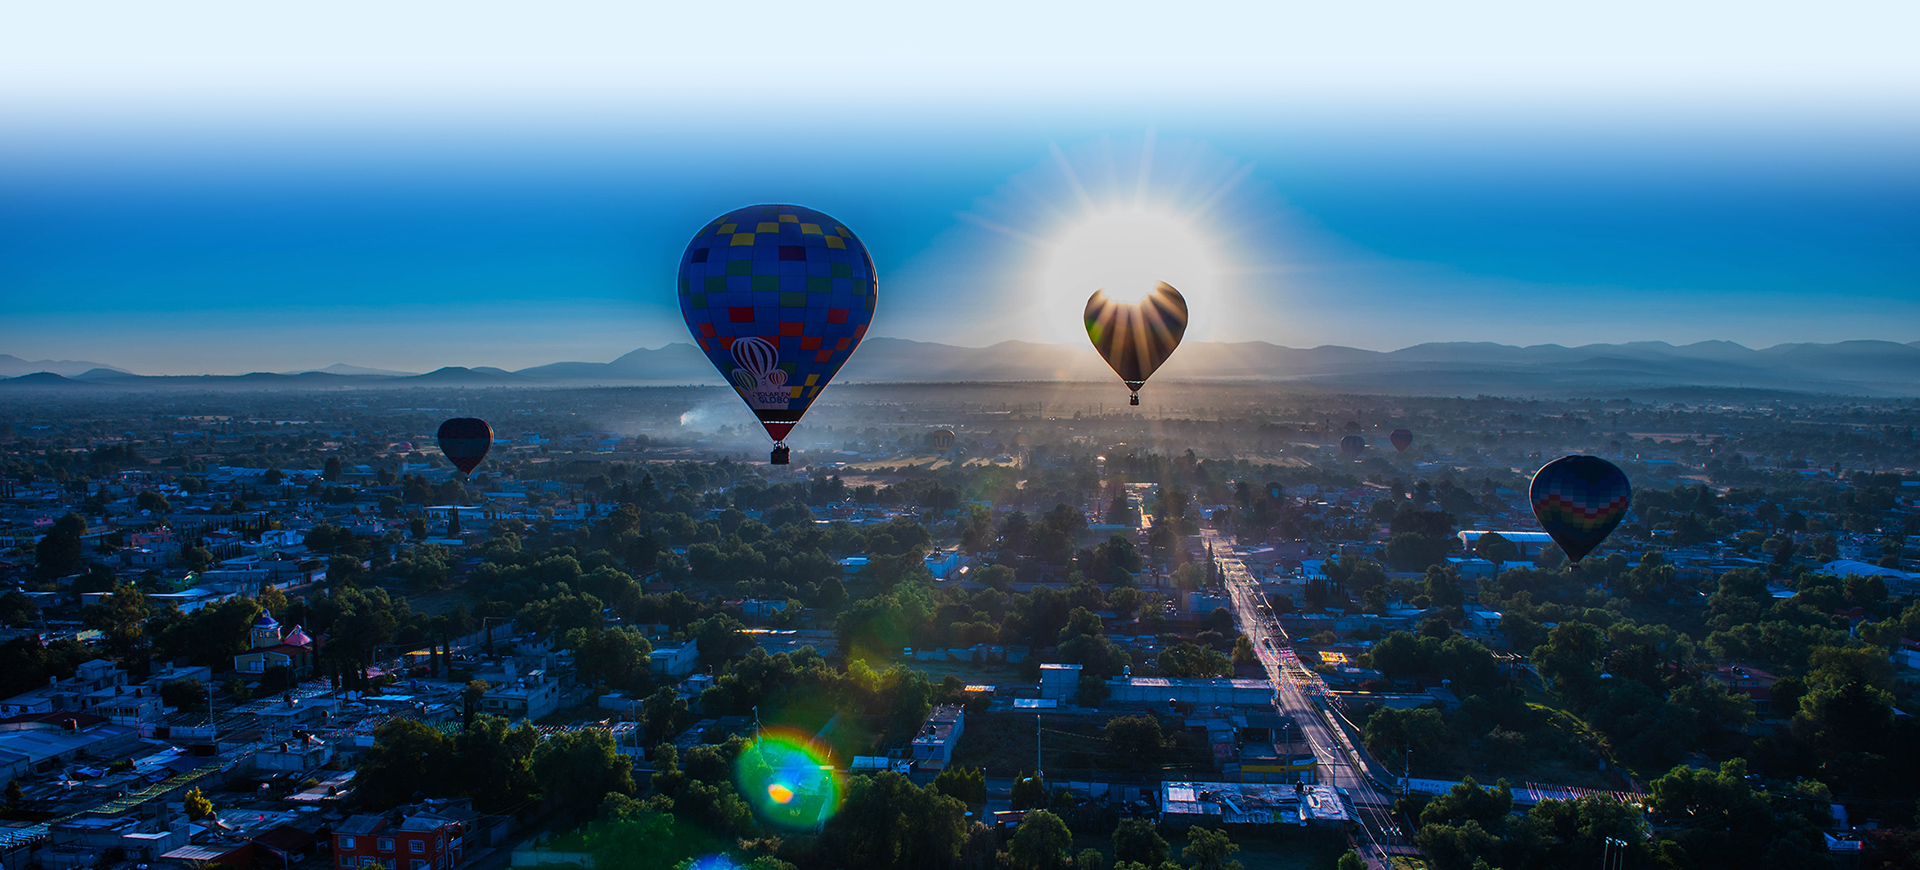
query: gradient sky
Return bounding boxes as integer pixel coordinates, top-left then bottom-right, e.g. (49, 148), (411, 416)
(2, 1), (1917, 374)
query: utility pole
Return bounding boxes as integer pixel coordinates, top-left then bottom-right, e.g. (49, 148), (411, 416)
(1035, 714), (1043, 780)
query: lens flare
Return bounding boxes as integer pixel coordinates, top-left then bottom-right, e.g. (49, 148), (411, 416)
(735, 729), (842, 829)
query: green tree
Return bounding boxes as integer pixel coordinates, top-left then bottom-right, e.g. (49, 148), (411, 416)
(1112, 819), (1168, 867)
(1104, 714), (1166, 763)
(1009, 810), (1073, 870)
(1011, 771), (1047, 810)
(1335, 850), (1366, 870)
(356, 719), (456, 809)
(35, 513), (87, 579)
(932, 765), (987, 810)
(455, 714), (539, 813)
(462, 679), (489, 727)
(1181, 827), (1242, 870)
(821, 772), (967, 869)
(568, 626), (654, 692)
(85, 583), (151, 659)
(532, 729), (635, 824)
(184, 786), (214, 820)
(1075, 848), (1105, 870)
(1157, 641), (1230, 678)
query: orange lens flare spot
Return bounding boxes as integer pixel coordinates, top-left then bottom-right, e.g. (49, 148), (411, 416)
(767, 783), (795, 804)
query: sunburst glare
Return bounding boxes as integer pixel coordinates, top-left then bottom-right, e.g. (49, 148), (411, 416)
(957, 134), (1262, 346)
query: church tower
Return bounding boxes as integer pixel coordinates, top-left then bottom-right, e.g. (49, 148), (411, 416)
(250, 613), (282, 649)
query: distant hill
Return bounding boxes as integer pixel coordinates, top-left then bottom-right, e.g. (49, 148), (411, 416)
(3, 372), (92, 387)
(0, 354), (130, 378)
(288, 363), (419, 377)
(5, 338), (1917, 396)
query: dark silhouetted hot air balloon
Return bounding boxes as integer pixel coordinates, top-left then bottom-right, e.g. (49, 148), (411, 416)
(437, 418), (492, 477)
(1084, 282), (1187, 405)
(1530, 455), (1632, 562)
(1390, 429), (1413, 452)
(1266, 483), (1283, 500)
(679, 204), (877, 464)
(932, 429), (955, 451)
(1340, 435), (1366, 458)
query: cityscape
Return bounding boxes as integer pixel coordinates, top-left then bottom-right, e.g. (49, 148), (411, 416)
(0, 380), (1916, 870)
(3, 3), (1917, 869)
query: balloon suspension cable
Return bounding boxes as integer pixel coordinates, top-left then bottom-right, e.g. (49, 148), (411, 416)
(770, 442), (791, 465)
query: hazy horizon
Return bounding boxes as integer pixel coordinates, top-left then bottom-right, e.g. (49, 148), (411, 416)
(3, 1), (1917, 374)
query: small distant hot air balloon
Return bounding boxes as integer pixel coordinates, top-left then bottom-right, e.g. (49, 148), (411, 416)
(1084, 282), (1188, 405)
(931, 429), (955, 451)
(437, 418), (492, 478)
(1340, 435), (1366, 458)
(1530, 455), (1632, 562)
(679, 204), (877, 465)
(1390, 429), (1413, 453)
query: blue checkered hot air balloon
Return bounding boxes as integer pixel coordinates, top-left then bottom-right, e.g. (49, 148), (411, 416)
(678, 204), (877, 464)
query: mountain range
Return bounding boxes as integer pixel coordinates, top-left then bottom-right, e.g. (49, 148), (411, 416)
(4, 339), (1918, 396)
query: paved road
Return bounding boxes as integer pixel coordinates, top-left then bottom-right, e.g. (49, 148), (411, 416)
(1203, 529), (1411, 869)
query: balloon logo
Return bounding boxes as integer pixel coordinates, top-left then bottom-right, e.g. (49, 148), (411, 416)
(1084, 282), (1188, 405)
(1340, 434), (1366, 458)
(436, 418), (492, 477)
(932, 429), (955, 451)
(1530, 455), (1632, 562)
(1390, 429), (1413, 453)
(679, 204), (877, 463)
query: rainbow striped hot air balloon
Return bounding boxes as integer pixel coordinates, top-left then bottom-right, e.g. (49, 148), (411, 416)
(679, 204), (876, 464)
(1084, 282), (1188, 405)
(1530, 455), (1632, 562)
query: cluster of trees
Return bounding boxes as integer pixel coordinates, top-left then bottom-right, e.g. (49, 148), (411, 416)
(356, 715), (626, 819)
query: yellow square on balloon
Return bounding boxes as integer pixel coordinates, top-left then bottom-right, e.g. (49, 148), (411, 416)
(825, 236), (845, 249)
(789, 386), (804, 398)
(800, 224), (821, 234)
(731, 233), (756, 246)
(779, 214), (799, 223)
(756, 222), (778, 232)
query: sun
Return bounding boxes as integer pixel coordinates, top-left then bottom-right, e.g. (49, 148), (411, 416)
(1039, 207), (1218, 343)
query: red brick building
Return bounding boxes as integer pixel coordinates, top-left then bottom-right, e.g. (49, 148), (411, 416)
(332, 808), (469, 870)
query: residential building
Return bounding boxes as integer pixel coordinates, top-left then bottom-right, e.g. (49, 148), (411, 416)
(332, 807), (469, 870)
(910, 705), (965, 765)
(648, 640), (700, 678)
(234, 614), (320, 678)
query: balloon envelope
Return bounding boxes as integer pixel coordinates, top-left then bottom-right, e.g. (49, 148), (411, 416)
(436, 418), (492, 476)
(931, 429), (955, 451)
(1084, 282), (1188, 404)
(1530, 455), (1632, 562)
(679, 204), (876, 443)
(1390, 429), (1413, 452)
(1340, 434), (1366, 458)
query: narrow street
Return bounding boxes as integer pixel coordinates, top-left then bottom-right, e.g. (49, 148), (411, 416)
(1201, 529), (1413, 869)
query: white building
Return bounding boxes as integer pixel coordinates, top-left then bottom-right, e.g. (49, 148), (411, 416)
(910, 705), (966, 764)
(649, 640), (701, 678)
(1039, 664), (1082, 701)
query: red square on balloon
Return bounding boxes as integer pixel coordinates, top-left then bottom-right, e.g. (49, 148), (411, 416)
(729, 307), (755, 323)
(816, 351), (833, 363)
(779, 322), (804, 336)
(827, 308), (848, 324)
(800, 336), (822, 349)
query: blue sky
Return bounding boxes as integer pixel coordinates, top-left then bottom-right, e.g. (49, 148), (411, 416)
(1, 1), (1916, 374)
